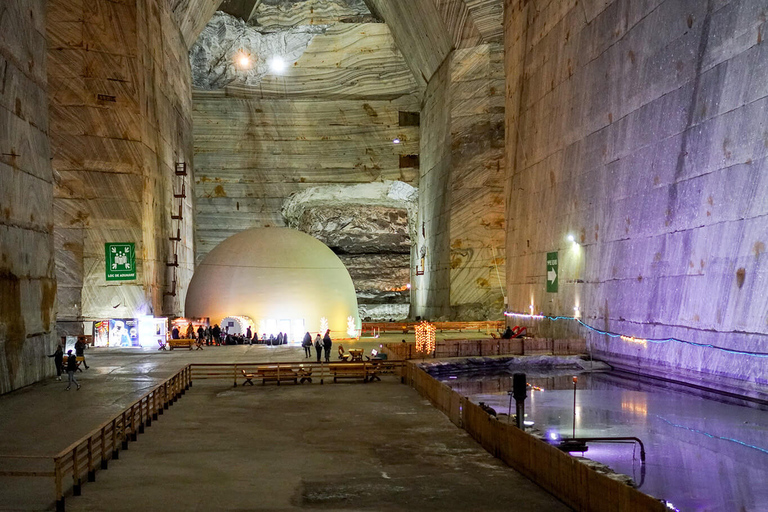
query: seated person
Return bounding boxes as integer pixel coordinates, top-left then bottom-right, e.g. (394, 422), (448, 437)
(501, 326), (514, 339)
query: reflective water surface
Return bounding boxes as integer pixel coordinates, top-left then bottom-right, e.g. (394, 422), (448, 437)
(441, 370), (768, 512)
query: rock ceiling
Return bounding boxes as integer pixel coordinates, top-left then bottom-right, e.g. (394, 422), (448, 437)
(186, 0), (503, 96)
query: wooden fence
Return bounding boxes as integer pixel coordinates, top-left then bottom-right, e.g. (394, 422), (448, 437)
(403, 362), (664, 512)
(362, 320), (505, 335)
(383, 338), (586, 360)
(0, 367), (192, 512)
(190, 360), (405, 386)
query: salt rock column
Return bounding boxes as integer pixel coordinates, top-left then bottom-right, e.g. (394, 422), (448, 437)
(0, 0), (57, 393)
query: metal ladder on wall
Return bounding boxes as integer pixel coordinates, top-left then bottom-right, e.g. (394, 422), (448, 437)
(165, 162), (187, 297)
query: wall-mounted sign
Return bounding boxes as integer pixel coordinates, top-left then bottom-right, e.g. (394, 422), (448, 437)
(105, 243), (136, 281)
(546, 251), (558, 293)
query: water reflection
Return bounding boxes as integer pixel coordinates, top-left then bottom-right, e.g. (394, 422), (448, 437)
(440, 371), (768, 512)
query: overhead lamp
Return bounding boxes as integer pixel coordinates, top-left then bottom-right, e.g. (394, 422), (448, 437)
(392, 138), (401, 144)
(566, 234), (575, 243)
(235, 52), (252, 69)
(268, 56), (286, 74)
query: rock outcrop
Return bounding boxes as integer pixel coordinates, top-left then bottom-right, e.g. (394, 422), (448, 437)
(282, 181), (417, 320)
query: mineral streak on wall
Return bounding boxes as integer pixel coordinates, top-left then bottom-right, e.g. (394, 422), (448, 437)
(412, 7), (507, 321)
(49, 0), (195, 332)
(0, 0), (57, 393)
(504, 0), (768, 394)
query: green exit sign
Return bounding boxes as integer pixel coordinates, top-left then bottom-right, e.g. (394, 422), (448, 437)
(105, 243), (136, 281)
(546, 251), (558, 293)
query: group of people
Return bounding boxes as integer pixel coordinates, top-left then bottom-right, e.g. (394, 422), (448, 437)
(48, 338), (89, 390)
(170, 323), (299, 347)
(301, 330), (332, 362)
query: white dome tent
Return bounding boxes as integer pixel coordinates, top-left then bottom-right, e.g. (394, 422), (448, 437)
(185, 227), (360, 342)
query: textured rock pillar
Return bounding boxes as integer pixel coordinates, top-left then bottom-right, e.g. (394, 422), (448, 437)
(414, 57), (452, 320)
(504, 0), (768, 397)
(48, 0), (195, 329)
(414, 44), (506, 321)
(0, 0), (57, 393)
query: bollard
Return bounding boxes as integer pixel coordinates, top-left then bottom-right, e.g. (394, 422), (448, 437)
(512, 373), (527, 430)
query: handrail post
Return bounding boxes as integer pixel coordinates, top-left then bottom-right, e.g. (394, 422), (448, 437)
(111, 419), (118, 459)
(121, 411), (129, 449)
(101, 426), (108, 469)
(72, 446), (80, 496)
(87, 437), (95, 482)
(130, 405), (138, 441)
(55, 456), (64, 512)
(233, 364), (238, 387)
(138, 400), (145, 434)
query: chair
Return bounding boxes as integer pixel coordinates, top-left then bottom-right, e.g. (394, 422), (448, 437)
(158, 340), (167, 351)
(338, 345), (350, 362)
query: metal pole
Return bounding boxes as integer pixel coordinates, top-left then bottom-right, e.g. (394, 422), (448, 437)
(512, 373), (527, 430)
(572, 376), (578, 438)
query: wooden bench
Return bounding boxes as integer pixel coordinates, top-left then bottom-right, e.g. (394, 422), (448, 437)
(241, 369), (255, 385)
(168, 338), (193, 350)
(329, 363), (370, 383)
(255, 366), (298, 385)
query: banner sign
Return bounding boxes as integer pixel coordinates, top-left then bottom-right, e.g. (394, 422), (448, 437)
(105, 243), (136, 281)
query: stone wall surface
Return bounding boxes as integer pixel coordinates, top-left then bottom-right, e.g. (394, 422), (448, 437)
(449, 43), (506, 320)
(414, 57), (453, 320)
(282, 181), (415, 319)
(414, 43), (507, 321)
(49, 0), (195, 327)
(0, 0), (57, 393)
(504, 0), (768, 393)
(191, 9), (421, 319)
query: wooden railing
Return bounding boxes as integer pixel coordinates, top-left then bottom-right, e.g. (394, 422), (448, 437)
(189, 360), (405, 386)
(403, 362), (664, 512)
(6, 360), (408, 511)
(382, 338), (586, 360)
(361, 320), (505, 335)
(50, 366), (192, 511)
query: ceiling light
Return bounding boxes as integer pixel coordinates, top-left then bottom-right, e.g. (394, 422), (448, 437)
(235, 52), (252, 69)
(392, 138), (401, 144)
(567, 234), (575, 242)
(268, 56), (286, 74)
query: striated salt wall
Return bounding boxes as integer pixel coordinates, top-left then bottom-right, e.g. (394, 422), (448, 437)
(504, 0), (768, 397)
(49, 0), (196, 333)
(0, 0), (57, 393)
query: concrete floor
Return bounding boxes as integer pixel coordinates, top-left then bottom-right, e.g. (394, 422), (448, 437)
(0, 334), (570, 511)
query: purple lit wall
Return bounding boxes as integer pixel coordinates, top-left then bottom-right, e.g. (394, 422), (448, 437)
(504, 0), (767, 397)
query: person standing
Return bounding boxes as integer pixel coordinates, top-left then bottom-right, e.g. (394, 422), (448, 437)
(185, 323), (195, 340)
(172, 326), (180, 339)
(65, 350), (80, 390)
(48, 344), (64, 381)
(314, 334), (323, 363)
(302, 332), (312, 358)
(74, 337), (89, 369)
(211, 324), (221, 345)
(322, 330), (332, 363)
(246, 326), (252, 344)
